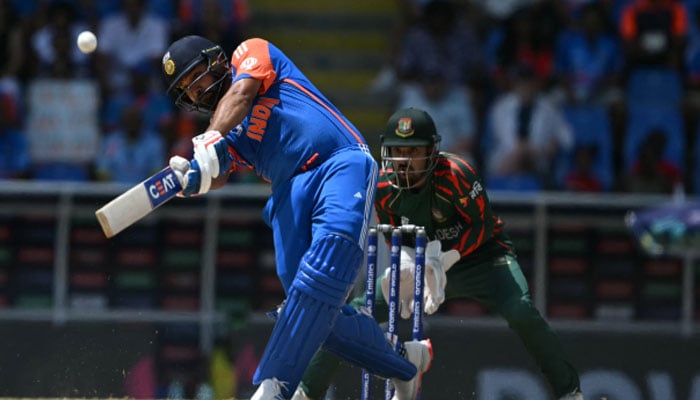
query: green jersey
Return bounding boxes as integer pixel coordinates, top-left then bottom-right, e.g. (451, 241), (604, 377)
(302, 156), (581, 400)
(375, 152), (515, 267)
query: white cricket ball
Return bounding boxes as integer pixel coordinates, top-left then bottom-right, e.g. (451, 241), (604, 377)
(77, 31), (97, 54)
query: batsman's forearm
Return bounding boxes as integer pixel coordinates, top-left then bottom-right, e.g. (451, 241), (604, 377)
(207, 78), (261, 134)
(210, 170), (231, 190)
(207, 95), (251, 133)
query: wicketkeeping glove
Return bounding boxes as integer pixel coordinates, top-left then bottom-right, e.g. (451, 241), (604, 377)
(380, 240), (460, 318)
(380, 245), (419, 319)
(423, 240), (460, 314)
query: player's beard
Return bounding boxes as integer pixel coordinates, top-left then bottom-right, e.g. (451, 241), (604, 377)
(395, 164), (427, 189)
(186, 68), (229, 114)
(195, 76), (227, 112)
(197, 90), (216, 108)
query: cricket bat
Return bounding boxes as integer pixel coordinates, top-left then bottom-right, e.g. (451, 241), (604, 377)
(95, 166), (182, 238)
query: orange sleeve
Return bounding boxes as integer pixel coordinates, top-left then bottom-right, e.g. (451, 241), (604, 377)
(231, 38), (277, 94)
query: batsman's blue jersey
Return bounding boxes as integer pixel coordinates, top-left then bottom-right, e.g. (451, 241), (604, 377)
(221, 38), (376, 289)
(224, 38), (368, 189)
(216, 39), (402, 395)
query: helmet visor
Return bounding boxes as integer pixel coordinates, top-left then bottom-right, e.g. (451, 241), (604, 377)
(167, 47), (230, 115)
(380, 144), (439, 189)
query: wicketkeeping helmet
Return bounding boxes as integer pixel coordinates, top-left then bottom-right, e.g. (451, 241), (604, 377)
(162, 35), (230, 114)
(380, 107), (442, 189)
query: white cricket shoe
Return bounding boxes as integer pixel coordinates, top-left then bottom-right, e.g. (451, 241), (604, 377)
(251, 378), (289, 400)
(390, 339), (433, 400)
(291, 386), (312, 400)
(559, 390), (584, 400)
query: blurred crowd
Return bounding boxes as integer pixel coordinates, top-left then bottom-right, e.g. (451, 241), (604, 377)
(1, 0), (700, 195)
(381, 0), (700, 195)
(0, 0), (252, 183)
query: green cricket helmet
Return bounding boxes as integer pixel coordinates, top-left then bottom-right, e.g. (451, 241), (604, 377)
(380, 107), (441, 189)
(162, 35), (230, 115)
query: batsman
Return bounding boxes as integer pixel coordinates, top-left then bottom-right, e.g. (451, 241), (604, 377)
(295, 108), (584, 400)
(160, 36), (432, 400)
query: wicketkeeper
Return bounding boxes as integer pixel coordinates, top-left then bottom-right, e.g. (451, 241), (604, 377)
(295, 108), (584, 400)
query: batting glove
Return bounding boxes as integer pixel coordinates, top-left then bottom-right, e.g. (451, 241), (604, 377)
(192, 130), (232, 178)
(169, 155), (210, 196)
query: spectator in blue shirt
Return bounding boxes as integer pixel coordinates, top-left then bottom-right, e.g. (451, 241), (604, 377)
(553, 2), (624, 106)
(96, 103), (165, 183)
(102, 61), (175, 136)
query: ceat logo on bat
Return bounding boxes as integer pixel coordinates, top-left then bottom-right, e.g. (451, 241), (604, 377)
(144, 168), (182, 208)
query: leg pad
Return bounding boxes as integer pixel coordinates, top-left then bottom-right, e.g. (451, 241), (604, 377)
(254, 234), (363, 397)
(323, 305), (416, 380)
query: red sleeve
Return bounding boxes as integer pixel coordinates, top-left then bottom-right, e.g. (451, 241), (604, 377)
(435, 156), (493, 257)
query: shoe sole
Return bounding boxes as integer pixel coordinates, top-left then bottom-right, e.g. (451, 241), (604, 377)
(416, 339), (434, 396)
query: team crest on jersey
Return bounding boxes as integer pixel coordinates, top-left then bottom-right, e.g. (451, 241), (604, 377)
(432, 207), (446, 223)
(395, 117), (415, 138)
(241, 57), (258, 70)
(162, 52), (175, 75)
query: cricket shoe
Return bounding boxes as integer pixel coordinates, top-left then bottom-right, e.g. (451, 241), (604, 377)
(558, 390), (584, 400)
(251, 378), (289, 400)
(290, 386), (312, 400)
(390, 339), (433, 400)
